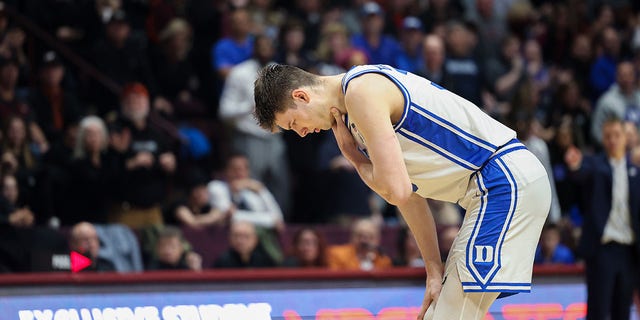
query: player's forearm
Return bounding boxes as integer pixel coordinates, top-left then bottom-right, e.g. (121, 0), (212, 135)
(353, 161), (404, 205)
(397, 194), (444, 278)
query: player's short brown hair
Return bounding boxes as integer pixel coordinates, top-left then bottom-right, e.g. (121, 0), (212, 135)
(253, 64), (319, 131)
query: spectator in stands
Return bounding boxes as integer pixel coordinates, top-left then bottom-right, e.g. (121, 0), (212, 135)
(0, 58), (48, 152)
(213, 220), (277, 268)
(566, 34), (593, 94)
(565, 117), (640, 320)
(110, 83), (176, 229)
(0, 192), (30, 272)
(418, 0), (464, 34)
(351, 2), (401, 66)
(0, 190), (67, 272)
(283, 227), (328, 268)
(1, 174), (34, 228)
(219, 34), (290, 216)
(28, 51), (81, 145)
(147, 226), (202, 271)
(443, 20), (484, 106)
(438, 225), (459, 262)
(1, 116), (52, 221)
(591, 61), (640, 145)
(208, 153), (284, 263)
(417, 34), (448, 86)
(534, 223), (575, 264)
(316, 132), (372, 225)
(90, 10), (159, 115)
(524, 39), (551, 103)
(211, 8), (253, 80)
(485, 34), (526, 116)
(65, 116), (119, 225)
(290, 0), (323, 52)
(93, 223), (143, 272)
(590, 27), (622, 100)
(151, 18), (207, 118)
(393, 227), (424, 267)
(548, 80), (592, 149)
(395, 17), (424, 73)
(68, 221), (116, 272)
(510, 110), (562, 223)
(428, 199), (461, 226)
(327, 218), (392, 271)
(314, 22), (366, 74)
(248, 0), (286, 39)
(275, 20), (313, 70)
(467, 0), (505, 62)
(0, 26), (29, 83)
(165, 169), (233, 228)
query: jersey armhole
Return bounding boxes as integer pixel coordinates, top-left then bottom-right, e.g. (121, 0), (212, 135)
(342, 69), (411, 131)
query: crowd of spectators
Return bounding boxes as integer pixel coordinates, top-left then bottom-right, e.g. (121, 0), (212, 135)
(0, 0), (639, 294)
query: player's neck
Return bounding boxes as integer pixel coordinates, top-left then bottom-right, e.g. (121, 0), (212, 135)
(318, 74), (347, 113)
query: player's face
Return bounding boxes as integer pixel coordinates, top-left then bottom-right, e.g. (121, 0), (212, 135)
(275, 104), (329, 138)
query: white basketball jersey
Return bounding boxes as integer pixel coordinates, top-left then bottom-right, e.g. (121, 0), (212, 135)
(341, 65), (516, 202)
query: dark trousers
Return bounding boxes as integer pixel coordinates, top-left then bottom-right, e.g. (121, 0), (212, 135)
(586, 242), (638, 320)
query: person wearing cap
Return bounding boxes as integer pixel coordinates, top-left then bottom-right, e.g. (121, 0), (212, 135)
(395, 16), (425, 74)
(351, 2), (401, 66)
(28, 51), (81, 144)
(90, 10), (157, 115)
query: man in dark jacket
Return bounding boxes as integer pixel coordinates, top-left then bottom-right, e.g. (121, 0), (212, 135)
(566, 117), (640, 320)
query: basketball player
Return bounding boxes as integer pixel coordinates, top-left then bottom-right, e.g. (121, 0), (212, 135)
(254, 64), (551, 319)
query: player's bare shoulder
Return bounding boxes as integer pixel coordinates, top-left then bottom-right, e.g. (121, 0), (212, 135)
(343, 73), (405, 120)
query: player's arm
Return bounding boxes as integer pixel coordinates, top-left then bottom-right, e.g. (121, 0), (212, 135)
(332, 73), (413, 206)
(396, 193), (443, 317)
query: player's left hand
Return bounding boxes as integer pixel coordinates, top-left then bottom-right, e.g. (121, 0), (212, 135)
(417, 276), (443, 320)
(330, 108), (361, 163)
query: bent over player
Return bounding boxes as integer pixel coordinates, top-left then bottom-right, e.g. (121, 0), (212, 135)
(254, 64), (551, 319)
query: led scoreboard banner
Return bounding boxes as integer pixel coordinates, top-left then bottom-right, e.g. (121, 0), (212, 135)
(0, 267), (637, 320)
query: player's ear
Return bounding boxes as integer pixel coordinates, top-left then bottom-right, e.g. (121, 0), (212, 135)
(291, 89), (310, 104)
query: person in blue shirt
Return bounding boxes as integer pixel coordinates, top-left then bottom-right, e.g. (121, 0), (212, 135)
(589, 27), (620, 101)
(351, 2), (401, 66)
(211, 8), (254, 80)
(534, 223), (575, 264)
(395, 17), (424, 74)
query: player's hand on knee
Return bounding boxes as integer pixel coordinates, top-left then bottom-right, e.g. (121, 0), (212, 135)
(417, 277), (443, 320)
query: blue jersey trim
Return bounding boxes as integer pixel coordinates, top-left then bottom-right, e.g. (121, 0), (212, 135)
(408, 102), (498, 151)
(398, 129), (477, 170)
(340, 66), (411, 131)
(464, 150), (520, 290)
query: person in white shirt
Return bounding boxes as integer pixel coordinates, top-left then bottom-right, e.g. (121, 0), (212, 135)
(219, 34), (291, 217)
(566, 117), (640, 320)
(208, 153), (284, 263)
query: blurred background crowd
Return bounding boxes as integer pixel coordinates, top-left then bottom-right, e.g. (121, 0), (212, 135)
(0, 0), (638, 280)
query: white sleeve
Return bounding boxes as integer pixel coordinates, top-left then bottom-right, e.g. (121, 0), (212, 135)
(207, 181), (232, 212)
(219, 65), (255, 121)
(232, 189), (283, 228)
